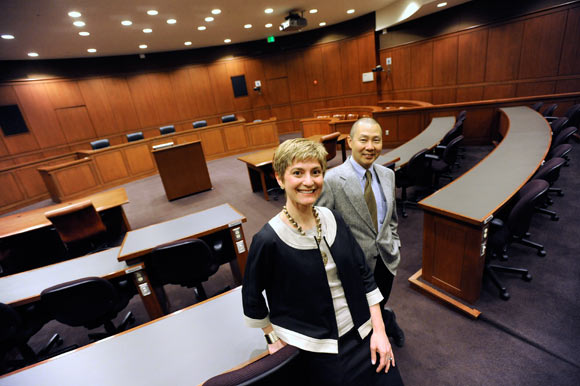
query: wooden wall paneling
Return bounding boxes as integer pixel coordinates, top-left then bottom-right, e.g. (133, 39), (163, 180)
(285, 51), (309, 102)
(175, 132), (201, 145)
(483, 84), (516, 100)
(169, 67), (201, 121)
(432, 88), (457, 105)
(42, 147), (71, 158)
(358, 33), (377, 94)
(410, 90), (432, 103)
(326, 98), (345, 108)
(516, 81), (556, 97)
(69, 143), (91, 152)
(392, 91), (412, 100)
(433, 36), (458, 87)
(375, 115), (398, 144)
(559, 6), (580, 76)
(456, 86), (484, 102)
(339, 39), (360, 96)
(208, 63), (236, 114)
(13, 164), (48, 198)
(0, 159), (15, 169)
(44, 81), (84, 108)
(322, 43), (343, 98)
(485, 21), (524, 81)
(101, 77), (141, 133)
(292, 100), (327, 120)
(55, 106), (97, 143)
(343, 96), (362, 106)
(126, 73), (161, 128)
(223, 124), (249, 151)
(77, 78), (119, 137)
(360, 94), (378, 106)
(146, 72), (180, 126)
(457, 29), (488, 84)
(123, 144), (156, 175)
(277, 121), (295, 134)
(0, 173), (25, 207)
(252, 107), (272, 121)
(92, 151), (130, 183)
(410, 41), (433, 88)
(244, 58), (268, 108)
(383, 47), (411, 91)
(51, 162), (100, 199)
(519, 11), (567, 79)
(188, 66), (218, 116)
(0, 138), (8, 158)
(303, 47), (326, 100)
(0, 86), (18, 157)
(12, 83), (66, 150)
(246, 122), (277, 146)
(263, 54), (288, 80)
(556, 78), (580, 93)
(270, 105), (292, 121)
(462, 108), (495, 142)
(397, 114), (423, 142)
(199, 129), (226, 156)
(226, 60), (252, 112)
(266, 78), (290, 106)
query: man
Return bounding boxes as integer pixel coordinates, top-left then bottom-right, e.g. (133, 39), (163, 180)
(317, 117), (405, 347)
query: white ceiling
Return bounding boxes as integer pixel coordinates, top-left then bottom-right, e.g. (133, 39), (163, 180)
(0, 0), (470, 61)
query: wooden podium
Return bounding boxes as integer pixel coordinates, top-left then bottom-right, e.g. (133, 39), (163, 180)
(152, 141), (212, 200)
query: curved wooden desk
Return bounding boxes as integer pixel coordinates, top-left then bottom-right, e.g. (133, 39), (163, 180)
(412, 106), (551, 316)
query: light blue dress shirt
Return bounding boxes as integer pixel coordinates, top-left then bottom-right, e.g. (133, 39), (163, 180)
(348, 157), (387, 233)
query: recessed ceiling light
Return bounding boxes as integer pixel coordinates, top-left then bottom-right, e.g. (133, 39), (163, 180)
(139, 44), (148, 49)
(68, 11), (81, 18)
(167, 19), (177, 24)
(197, 26), (206, 31)
(87, 48), (97, 53)
(244, 24), (252, 29)
(309, 9), (318, 14)
(28, 52), (39, 57)
(73, 21), (86, 27)
(78, 31), (90, 36)
(319, 22), (326, 26)
(184, 41), (192, 46)
(211, 9), (221, 15)
(147, 10), (158, 16)
(1, 34), (15, 40)
(437, 2), (447, 7)
(205, 16), (214, 22)
(265, 23), (273, 28)
(347, 9), (355, 14)
(121, 20), (132, 26)
(224, 38), (231, 43)
(143, 28), (153, 33)
(264, 8), (273, 14)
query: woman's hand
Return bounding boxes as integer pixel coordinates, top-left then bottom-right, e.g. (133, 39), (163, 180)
(370, 329), (395, 373)
(267, 338), (287, 354)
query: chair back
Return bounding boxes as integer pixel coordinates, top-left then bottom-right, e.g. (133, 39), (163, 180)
(508, 179), (549, 237)
(44, 201), (107, 244)
(542, 104), (558, 117)
(550, 117), (569, 137)
(531, 102), (543, 112)
(126, 132), (144, 142)
(149, 239), (219, 288)
(193, 120), (207, 128)
(202, 345), (301, 386)
(159, 125), (175, 135)
(320, 132), (340, 161)
(401, 148), (430, 186)
(332, 113), (345, 120)
(346, 113), (359, 120)
(439, 122), (461, 146)
(533, 157), (566, 185)
(442, 135), (464, 166)
(221, 114), (236, 123)
(457, 110), (467, 122)
(565, 104), (580, 128)
(90, 139), (110, 150)
(552, 126), (577, 148)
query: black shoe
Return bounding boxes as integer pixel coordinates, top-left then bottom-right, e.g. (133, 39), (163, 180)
(384, 307), (405, 348)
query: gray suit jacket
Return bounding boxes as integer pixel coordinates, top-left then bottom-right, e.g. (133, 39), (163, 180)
(317, 160), (401, 275)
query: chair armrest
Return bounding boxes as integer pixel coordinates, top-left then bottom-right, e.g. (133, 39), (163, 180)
(545, 116), (558, 122)
(436, 145), (447, 150)
(425, 154), (439, 160)
(490, 218), (504, 228)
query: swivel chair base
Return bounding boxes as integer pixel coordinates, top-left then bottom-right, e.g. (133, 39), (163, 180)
(485, 263), (532, 301)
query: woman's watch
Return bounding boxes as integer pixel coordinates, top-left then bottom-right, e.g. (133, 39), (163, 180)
(264, 330), (279, 344)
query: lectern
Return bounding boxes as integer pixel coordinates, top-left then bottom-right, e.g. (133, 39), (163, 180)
(152, 141), (212, 200)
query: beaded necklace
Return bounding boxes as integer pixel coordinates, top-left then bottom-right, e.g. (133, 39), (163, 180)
(282, 205), (327, 265)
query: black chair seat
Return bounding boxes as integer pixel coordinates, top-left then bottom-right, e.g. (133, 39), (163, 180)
(90, 139), (110, 150)
(126, 132), (144, 142)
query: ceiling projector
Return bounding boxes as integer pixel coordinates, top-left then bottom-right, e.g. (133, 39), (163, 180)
(279, 12), (307, 31)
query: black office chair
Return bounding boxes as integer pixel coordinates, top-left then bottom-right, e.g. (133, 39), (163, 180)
(160, 125), (175, 135)
(148, 238), (224, 313)
(395, 148), (430, 218)
(485, 179), (549, 300)
(542, 104), (558, 117)
(221, 114), (236, 123)
(0, 303), (63, 374)
(550, 117), (569, 137)
(40, 277), (136, 342)
(202, 345), (301, 386)
(90, 139), (110, 150)
(426, 135), (464, 189)
(531, 102), (543, 112)
(126, 131), (144, 142)
(544, 104), (580, 126)
(531, 157), (566, 221)
(193, 120), (207, 128)
(549, 126), (577, 166)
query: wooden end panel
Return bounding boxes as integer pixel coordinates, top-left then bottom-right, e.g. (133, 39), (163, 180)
(123, 144), (156, 175)
(223, 124), (249, 152)
(301, 119), (332, 137)
(247, 122), (278, 147)
(93, 151), (130, 183)
(53, 162), (100, 198)
(175, 132), (201, 145)
(200, 129), (226, 156)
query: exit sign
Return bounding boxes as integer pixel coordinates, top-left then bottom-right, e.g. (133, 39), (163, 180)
(267, 36), (275, 43)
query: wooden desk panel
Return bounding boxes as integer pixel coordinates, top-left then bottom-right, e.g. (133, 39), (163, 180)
(38, 158), (102, 202)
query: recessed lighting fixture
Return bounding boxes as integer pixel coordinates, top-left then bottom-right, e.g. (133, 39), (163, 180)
(28, 52), (39, 57)
(68, 11), (82, 18)
(184, 41), (192, 46)
(73, 21), (86, 27)
(87, 48), (97, 53)
(205, 16), (214, 22)
(224, 38), (231, 43)
(121, 20), (132, 26)
(244, 24), (252, 29)
(319, 22), (326, 26)
(78, 31), (90, 36)
(309, 9), (318, 14)
(265, 23), (273, 28)
(1, 34), (15, 40)
(347, 9), (355, 14)
(197, 26), (206, 31)
(143, 28), (153, 33)
(167, 19), (177, 24)
(139, 44), (148, 49)
(264, 8), (273, 14)
(437, 2), (447, 7)
(211, 9), (221, 15)
(147, 10), (158, 16)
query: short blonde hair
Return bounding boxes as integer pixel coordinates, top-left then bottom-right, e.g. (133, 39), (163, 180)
(273, 138), (327, 181)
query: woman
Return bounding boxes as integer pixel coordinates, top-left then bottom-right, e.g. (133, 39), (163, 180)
(242, 138), (404, 385)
